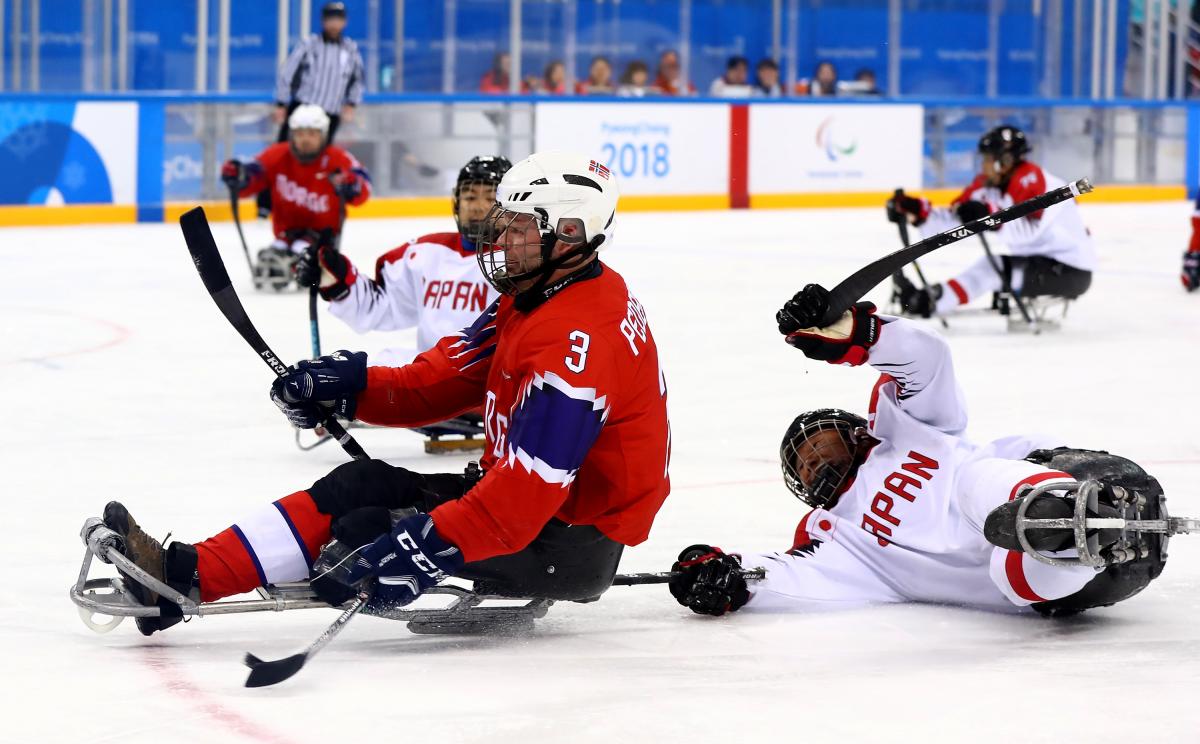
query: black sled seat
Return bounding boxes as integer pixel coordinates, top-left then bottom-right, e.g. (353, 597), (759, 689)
(996, 255), (1092, 333)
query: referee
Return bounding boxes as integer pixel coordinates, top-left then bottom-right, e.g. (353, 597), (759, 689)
(262, 1), (364, 214)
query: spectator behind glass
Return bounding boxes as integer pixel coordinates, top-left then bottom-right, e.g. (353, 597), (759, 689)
(480, 52), (510, 93)
(538, 60), (567, 94)
(577, 56), (615, 95)
(709, 56), (753, 98)
(754, 58), (783, 97)
(810, 60), (839, 96)
(654, 50), (696, 96)
(618, 60), (652, 97)
(851, 68), (880, 95)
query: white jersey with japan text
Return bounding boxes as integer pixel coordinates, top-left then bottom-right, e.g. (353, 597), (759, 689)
(922, 162), (1096, 272)
(736, 318), (1099, 613)
(327, 232), (498, 366)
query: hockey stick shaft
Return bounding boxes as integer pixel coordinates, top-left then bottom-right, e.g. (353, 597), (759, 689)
(227, 185), (256, 279)
(977, 231), (1035, 324)
(610, 567), (767, 586)
(820, 177), (1093, 326)
(243, 590), (369, 687)
(179, 206), (368, 461)
(892, 196), (948, 329)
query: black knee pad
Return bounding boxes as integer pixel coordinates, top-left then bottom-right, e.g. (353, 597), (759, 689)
(307, 459), (430, 518)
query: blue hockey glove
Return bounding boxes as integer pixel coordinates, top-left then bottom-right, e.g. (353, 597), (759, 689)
(269, 350), (367, 429)
(310, 513), (464, 609)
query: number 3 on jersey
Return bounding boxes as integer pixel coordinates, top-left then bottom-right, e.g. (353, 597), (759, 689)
(565, 330), (590, 373)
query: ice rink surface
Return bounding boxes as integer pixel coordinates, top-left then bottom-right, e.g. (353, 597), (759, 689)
(4, 201), (1199, 743)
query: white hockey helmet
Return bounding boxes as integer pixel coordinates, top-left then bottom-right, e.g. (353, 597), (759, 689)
(477, 151), (620, 297)
(288, 104), (330, 134)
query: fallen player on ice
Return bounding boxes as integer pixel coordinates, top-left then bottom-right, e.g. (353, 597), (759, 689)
(668, 284), (1167, 617)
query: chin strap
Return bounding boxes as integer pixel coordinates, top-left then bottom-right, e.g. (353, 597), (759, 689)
(513, 237), (605, 312)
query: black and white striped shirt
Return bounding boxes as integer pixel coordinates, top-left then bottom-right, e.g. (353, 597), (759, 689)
(275, 33), (365, 113)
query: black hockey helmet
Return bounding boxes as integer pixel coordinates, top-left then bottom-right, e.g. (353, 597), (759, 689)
(453, 155), (513, 242)
(322, 2), (347, 19)
(978, 125), (1030, 163)
(781, 408), (872, 509)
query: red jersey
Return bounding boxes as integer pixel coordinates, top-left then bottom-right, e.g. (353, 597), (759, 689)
(952, 161), (1048, 221)
(354, 262), (672, 562)
(240, 142), (370, 239)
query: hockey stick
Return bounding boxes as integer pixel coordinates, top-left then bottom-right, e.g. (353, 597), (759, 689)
(227, 184), (256, 282)
(244, 589), (370, 688)
(891, 192), (948, 330)
(977, 231), (1035, 326)
(610, 567), (767, 586)
(819, 178), (1093, 327)
(179, 206), (369, 462)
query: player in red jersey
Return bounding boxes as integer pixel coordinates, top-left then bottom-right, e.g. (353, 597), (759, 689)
(221, 104), (371, 291)
(886, 125), (1095, 318)
(1183, 192), (1200, 292)
(98, 151), (672, 635)
(295, 155), (509, 366)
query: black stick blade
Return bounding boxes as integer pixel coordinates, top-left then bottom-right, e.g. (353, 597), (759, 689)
(179, 207), (234, 296)
(244, 651), (310, 688)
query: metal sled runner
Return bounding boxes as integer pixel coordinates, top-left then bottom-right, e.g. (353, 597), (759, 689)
(69, 516), (743, 635)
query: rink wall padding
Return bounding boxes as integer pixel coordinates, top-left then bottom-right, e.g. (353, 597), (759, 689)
(0, 95), (1195, 228)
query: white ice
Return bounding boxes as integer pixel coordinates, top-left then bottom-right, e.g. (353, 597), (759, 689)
(4, 202), (1199, 743)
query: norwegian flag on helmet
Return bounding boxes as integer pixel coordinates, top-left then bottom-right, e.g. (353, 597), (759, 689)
(588, 160), (611, 180)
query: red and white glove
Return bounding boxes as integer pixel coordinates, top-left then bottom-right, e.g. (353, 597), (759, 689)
(295, 245), (358, 301)
(886, 190), (931, 227)
(778, 284), (881, 366)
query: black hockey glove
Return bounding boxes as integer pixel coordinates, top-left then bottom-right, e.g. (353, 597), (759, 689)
(777, 282), (832, 333)
(1183, 250), (1200, 292)
(886, 190), (930, 227)
(330, 168), (364, 201)
(295, 244), (358, 301)
(669, 545), (750, 617)
(269, 350), (367, 429)
(220, 159), (260, 192)
(954, 199), (993, 225)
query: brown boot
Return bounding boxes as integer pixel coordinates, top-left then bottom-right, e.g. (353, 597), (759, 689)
(102, 501), (199, 636)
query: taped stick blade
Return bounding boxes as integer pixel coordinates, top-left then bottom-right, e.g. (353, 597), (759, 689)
(179, 206), (234, 296)
(243, 651), (309, 688)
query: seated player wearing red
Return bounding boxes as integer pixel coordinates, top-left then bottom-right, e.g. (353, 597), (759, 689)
(221, 104), (370, 290)
(99, 151), (672, 635)
(1183, 192), (1200, 292)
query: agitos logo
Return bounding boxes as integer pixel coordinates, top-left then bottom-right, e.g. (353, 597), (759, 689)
(816, 116), (858, 162)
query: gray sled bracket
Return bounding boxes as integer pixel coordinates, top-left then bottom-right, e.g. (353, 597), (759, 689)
(70, 517), (552, 635)
(1014, 479), (1197, 569)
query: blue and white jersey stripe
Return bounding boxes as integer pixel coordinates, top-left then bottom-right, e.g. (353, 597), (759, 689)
(505, 370), (610, 486)
(230, 499), (315, 585)
(447, 299), (500, 371)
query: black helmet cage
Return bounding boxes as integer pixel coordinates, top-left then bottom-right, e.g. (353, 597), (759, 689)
(476, 206), (594, 296)
(454, 156), (513, 242)
(978, 125), (1031, 173)
(781, 408), (870, 509)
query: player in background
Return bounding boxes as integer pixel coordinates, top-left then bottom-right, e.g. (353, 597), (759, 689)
(668, 284), (1164, 618)
(1183, 192), (1200, 292)
(296, 156), (511, 366)
(887, 125), (1095, 318)
(222, 104), (371, 291)
(97, 151), (672, 636)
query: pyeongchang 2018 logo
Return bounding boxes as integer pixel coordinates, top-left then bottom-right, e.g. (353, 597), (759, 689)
(815, 116), (859, 162)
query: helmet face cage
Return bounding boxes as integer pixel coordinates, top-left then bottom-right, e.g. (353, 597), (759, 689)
(978, 125), (1030, 173)
(477, 206), (588, 295)
(781, 410), (868, 509)
(454, 156), (513, 242)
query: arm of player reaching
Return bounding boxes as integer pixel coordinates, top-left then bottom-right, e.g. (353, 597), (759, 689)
(326, 248), (420, 333)
(865, 315), (968, 435)
(668, 539), (904, 615)
(428, 328), (619, 562)
(353, 299), (499, 427)
(777, 285), (967, 435)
